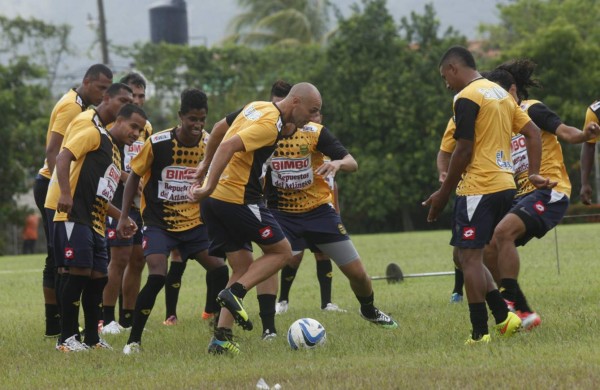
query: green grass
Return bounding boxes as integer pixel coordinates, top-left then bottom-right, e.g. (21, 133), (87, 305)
(1, 225), (599, 389)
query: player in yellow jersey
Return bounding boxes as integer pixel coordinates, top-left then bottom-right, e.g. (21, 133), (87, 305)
(102, 72), (153, 334)
(117, 89), (228, 354)
(33, 64), (112, 337)
(189, 82), (321, 355)
(483, 60), (600, 330)
(53, 103), (147, 352)
(436, 117), (464, 304)
(424, 46), (550, 344)
(580, 101), (600, 205)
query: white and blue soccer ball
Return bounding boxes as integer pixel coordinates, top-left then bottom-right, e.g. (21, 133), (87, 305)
(287, 318), (326, 350)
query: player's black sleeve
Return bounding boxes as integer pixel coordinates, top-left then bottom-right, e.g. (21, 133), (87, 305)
(225, 108), (243, 126)
(316, 127), (348, 160)
(453, 98), (479, 141)
(527, 102), (562, 134)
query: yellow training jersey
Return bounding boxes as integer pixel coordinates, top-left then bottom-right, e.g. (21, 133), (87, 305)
(130, 128), (208, 232)
(452, 78), (531, 196)
(264, 122), (348, 213)
(585, 101), (600, 144)
(511, 100), (570, 197)
(38, 89), (87, 179)
(439, 117), (456, 153)
(209, 101), (283, 205)
(50, 125), (121, 236)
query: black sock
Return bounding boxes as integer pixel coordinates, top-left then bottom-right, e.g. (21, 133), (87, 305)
(128, 274), (166, 344)
(257, 294), (276, 334)
(103, 305), (116, 324)
(453, 267), (464, 295)
(486, 289), (509, 324)
(45, 304), (60, 335)
(500, 278), (518, 303)
(279, 265), (297, 302)
(356, 292), (376, 318)
(165, 262), (186, 318)
(515, 285), (533, 313)
(206, 266), (228, 313)
(60, 274), (88, 343)
(214, 327), (233, 342)
(468, 302), (489, 339)
(229, 282), (247, 299)
(118, 292), (124, 324)
(82, 277), (107, 346)
(120, 309), (134, 328)
(316, 260), (333, 308)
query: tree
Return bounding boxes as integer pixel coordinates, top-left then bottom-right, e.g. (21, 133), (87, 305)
(225, 0), (334, 46)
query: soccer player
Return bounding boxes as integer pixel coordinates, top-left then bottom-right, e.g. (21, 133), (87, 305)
(118, 88), (228, 354)
(580, 101), (600, 205)
(102, 72), (153, 334)
(484, 60), (600, 330)
(423, 46), (549, 344)
(263, 110), (398, 335)
(33, 63), (112, 337)
(436, 117), (464, 304)
(189, 82), (322, 355)
(52, 102), (147, 352)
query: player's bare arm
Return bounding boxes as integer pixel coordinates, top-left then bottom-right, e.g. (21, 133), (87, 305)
(55, 148), (75, 215)
(117, 172), (141, 238)
(315, 154), (357, 177)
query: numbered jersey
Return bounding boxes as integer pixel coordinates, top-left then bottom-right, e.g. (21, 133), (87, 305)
(511, 100), (569, 197)
(130, 128), (208, 232)
(264, 122), (348, 213)
(49, 120), (121, 236)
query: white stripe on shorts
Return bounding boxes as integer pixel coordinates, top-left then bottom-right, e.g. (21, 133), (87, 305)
(466, 195), (483, 222)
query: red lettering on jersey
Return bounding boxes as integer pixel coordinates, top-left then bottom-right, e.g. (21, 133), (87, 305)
(108, 166), (120, 182)
(511, 136), (527, 152)
(127, 143), (143, 154)
(533, 201), (546, 215)
(272, 159), (310, 170)
(259, 226), (274, 239)
(165, 167), (196, 180)
(462, 227), (476, 240)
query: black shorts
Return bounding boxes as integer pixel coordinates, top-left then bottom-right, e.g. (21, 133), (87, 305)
(142, 225), (210, 261)
(451, 189), (515, 249)
(201, 197), (286, 256)
(53, 221), (109, 274)
(270, 204), (349, 252)
(510, 189), (569, 246)
(106, 208), (143, 247)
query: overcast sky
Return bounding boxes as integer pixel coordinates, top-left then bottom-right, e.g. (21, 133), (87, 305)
(3, 0), (506, 90)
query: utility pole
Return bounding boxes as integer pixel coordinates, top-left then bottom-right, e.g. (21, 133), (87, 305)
(97, 0), (110, 64)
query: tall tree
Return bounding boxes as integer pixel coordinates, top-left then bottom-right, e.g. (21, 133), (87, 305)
(225, 0), (333, 46)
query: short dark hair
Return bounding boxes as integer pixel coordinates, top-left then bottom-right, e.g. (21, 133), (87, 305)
(180, 88), (208, 114)
(84, 64), (113, 81)
(117, 103), (148, 121)
(439, 46), (477, 70)
(119, 72), (147, 90)
(496, 59), (541, 101)
(106, 83), (133, 97)
(483, 68), (515, 92)
(270, 80), (292, 99)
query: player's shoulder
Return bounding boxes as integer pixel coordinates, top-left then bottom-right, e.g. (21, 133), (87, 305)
(150, 128), (173, 144)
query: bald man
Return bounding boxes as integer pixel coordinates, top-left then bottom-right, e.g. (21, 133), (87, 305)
(190, 82), (321, 355)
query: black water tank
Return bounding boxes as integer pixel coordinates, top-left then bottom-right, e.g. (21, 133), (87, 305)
(149, 0), (188, 44)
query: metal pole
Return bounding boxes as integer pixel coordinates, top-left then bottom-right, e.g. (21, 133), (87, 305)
(97, 0), (110, 64)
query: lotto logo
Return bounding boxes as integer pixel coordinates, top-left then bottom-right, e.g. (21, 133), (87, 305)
(107, 229), (116, 239)
(64, 247), (74, 260)
(462, 227), (476, 240)
(259, 226), (274, 239)
(534, 201), (546, 214)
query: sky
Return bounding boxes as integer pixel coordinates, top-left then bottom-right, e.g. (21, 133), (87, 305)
(2, 0), (507, 91)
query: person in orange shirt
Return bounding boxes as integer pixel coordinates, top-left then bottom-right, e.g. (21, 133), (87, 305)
(22, 213), (40, 254)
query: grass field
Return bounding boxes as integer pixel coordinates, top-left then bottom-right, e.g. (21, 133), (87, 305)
(1, 224), (599, 389)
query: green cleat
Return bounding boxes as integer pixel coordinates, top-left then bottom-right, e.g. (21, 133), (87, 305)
(465, 334), (491, 345)
(494, 311), (522, 338)
(216, 288), (253, 331)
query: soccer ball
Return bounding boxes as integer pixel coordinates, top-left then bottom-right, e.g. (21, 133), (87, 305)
(287, 318), (326, 350)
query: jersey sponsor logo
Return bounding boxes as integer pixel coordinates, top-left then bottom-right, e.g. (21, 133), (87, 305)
(158, 166), (195, 202)
(533, 201), (546, 214)
(511, 134), (528, 177)
(107, 228), (116, 240)
(478, 86), (508, 100)
(462, 227), (476, 240)
(64, 247), (74, 260)
(96, 163), (121, 201)
(243, 104), (263, 121)
(151, 132), (172, 144)
(123, 141), (144, 172)
(270, 156), (314, 190)
(496, 150), (513, 171)
(302, 124), (318, 132)
(259, 226), (274, 239)
(299, 145), (309, 154)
